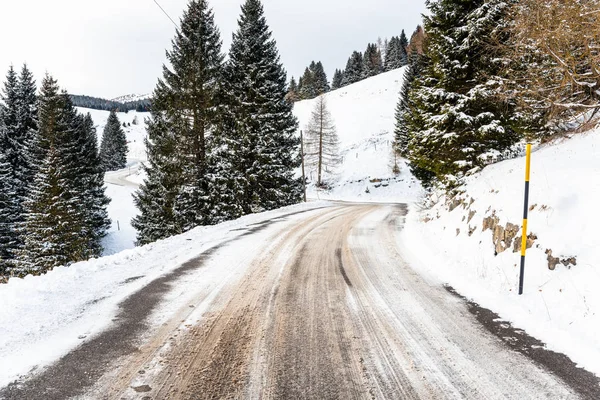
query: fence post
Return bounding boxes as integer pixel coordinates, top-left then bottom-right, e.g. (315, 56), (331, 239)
(518, 144), (532, 295)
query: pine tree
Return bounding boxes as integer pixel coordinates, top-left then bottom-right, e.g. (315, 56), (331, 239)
(79, 114), (111, 256)
(398, 30), (409, 66)
(99, 110), (128, 171)
(304, 96), (340, 187)
(15, 64), (38, 191)
(313, 61), (330, 94)
(395, 49), (424, 158)
(0, 123), (18, 275)
(407, 0), (521, 186)
(18, 76), (92, 274)
(384, 37), (399, 71)
(133, 0), (225, 244)
(362, 43), (383, 78)
(331, 69), (344, 90)
(300, 66), (316, 99)
(224, 0), (302, 213)
(342, 51), (363, 86)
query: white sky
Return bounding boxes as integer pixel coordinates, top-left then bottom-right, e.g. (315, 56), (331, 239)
(0, 0), (426, 99)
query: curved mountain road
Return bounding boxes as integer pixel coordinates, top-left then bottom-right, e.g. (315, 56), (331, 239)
(2, 204), (598, 399)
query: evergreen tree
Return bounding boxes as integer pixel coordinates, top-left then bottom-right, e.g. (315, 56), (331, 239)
(341, 51), (363, 86)
(407, 0), (521, 186)
(331, 69), (344, 90)
(312, 61), (330, 94)
(384, 36), (399, 71)
(133, 0), (225, 244)
(0, 123), (18, 275)
(398, 30), (409, 66)
(300, 66), (316, 99)
(362, 43), (383, 78)
(79, 114), (111, 256)
(395, 49), (424, 158)
(99, 110), (128, 171)
(224, 0), (302, 213)
(18, 76), (93, 274)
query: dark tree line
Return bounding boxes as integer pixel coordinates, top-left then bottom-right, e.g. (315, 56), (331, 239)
(132, 0), (301, 245)
(70, 94), (152, 112)
(287, 28), (420, 100)
(0, 66), (110, 277)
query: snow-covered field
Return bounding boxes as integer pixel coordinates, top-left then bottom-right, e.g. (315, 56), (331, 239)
(293, 68), (423, 203)
(402, 129), (600, 375)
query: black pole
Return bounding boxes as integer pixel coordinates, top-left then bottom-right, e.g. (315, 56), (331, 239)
(518, 144), (532, 295)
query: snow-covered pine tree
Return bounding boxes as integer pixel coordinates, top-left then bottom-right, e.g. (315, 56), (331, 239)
(342, 51), (363, 86)
(99, 110), (128, 172)
(398, 30), (409, 66)
(18, 76), (90, 275)
(362, 43), (383, 78)
(225, 0), (302, 213)
(394, 50), (420, 158)
(0, 122), (18, 275)
(78, 114), (111, 256)
(313, 61), (330, 94)
(384, 36), (400, 71)
(300, 66), (316, 99)
(407, 0), (520, 187)
(331, 69), (344, 90)
(15, 64), (38, 191)
(304, 95), (340, 188)
(133, 0), (225, 244)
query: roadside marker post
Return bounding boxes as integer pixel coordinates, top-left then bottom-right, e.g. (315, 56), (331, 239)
(518, 144), (532, 295)
(300, 130), (307, 203)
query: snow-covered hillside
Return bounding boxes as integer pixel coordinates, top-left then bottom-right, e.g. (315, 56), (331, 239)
(403, 129), (600, 375)
(110, 94), (152, 103)
(76, 108), (150, 255)
(294, 68), (423, 202)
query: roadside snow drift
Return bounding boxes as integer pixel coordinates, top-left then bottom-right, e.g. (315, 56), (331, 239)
(402, 129), (600, 375)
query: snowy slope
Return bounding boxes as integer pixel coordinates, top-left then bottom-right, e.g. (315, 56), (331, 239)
(76, 108), (150, 254)
(293, 68), (423, 202)
(403, 129), (600, 375)
(110, 94), (152, 103)
(77, 108), (149, 162)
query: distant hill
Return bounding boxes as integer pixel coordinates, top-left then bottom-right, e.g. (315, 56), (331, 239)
(111, 94), (152, 103)
(70, 94), (151, 112)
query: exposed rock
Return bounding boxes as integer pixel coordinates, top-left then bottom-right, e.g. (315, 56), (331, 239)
(482, 214), (499, 232)
(456, 228), (461, 236)
(546, 250), (577, 270)
(562, 257), (577, 268)
(467, 210), (477, 224)
(546, 249), (561, 271)
(514, 234), (538, 253)
(449, 197), (463, 212)
(468, 226), (477, 237)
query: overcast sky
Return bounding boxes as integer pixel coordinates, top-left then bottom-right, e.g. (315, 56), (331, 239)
(0, 0), (427, 99)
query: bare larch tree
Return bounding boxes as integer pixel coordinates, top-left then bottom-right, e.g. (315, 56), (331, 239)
(304, 95), (341, 188)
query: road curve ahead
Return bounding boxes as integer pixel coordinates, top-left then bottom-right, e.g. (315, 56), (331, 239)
(3, 204), (598, 400)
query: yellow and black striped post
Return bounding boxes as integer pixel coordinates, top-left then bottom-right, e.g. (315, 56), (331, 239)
(518, 144), (532, 295)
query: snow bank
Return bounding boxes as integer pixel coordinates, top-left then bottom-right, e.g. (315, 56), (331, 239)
(293, 68), (424, 202)
(402, 129), (600, 375)
(0, 202), (328, 388)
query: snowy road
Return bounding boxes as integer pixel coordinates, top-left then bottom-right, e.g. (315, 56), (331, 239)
(2, 204), (598, 399)
(104, 160), (142, 188)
